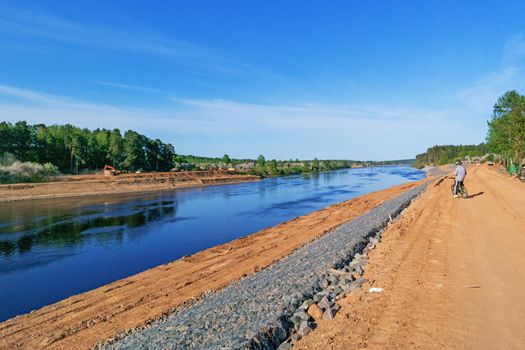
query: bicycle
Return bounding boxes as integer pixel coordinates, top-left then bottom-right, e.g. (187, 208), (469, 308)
(451, 182), (468, 199)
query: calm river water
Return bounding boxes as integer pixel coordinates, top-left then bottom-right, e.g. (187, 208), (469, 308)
(0, 166), (424, 321)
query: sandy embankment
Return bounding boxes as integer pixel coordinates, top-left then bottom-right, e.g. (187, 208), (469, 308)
(295, 164), (525, 350)
(0, 171), (261, 202)
(0, 179), (425, 350)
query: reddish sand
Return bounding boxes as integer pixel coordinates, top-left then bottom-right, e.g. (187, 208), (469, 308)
(0, 171), (261, 202)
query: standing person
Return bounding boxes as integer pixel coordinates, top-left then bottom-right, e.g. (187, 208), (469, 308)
(453, 160), (467, 198)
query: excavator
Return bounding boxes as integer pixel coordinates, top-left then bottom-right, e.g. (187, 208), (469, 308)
(103, 165), (121, 176)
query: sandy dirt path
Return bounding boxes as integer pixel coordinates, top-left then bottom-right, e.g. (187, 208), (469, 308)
(0, 180), (423, 350)
(295, 164), (525, 349)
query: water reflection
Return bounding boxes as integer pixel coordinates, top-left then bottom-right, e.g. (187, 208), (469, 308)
(0, 200), (178, 271)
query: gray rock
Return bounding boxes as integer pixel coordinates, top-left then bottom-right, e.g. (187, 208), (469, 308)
(342, 277), (367, 294)
(277, 342), (292, 350)
(273, 325), (287, 343)
(350, 260), (360, 269)
(294, 310), (310, 321)
(354, 277), (367, 286)
(333, 286), (343, 296)
(322, 308), (337, 320)
(299, 299), (314, 310)
(298, 321), (313, 336)
(342, 273), (354, 284)
(318, 296), (332, 311)
(290, 315), (302, 327)
(291, 333), (301, 342)
(328, 275), (340, 285)
(313, 291), (327, 303)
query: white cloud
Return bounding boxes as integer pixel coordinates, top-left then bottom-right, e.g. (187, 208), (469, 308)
(0, 9), (207, 58)
(0, 7), (278, 79)
(90, 81), (162, 93)
(0, 84), (474, 159)
(457, 36), (525, 115)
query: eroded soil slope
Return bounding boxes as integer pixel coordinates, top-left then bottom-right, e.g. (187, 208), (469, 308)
(0, 171), (261, 201)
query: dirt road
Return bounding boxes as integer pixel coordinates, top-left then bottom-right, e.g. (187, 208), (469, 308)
(295, 164), (525, 349)
(0, 180), (423, 350)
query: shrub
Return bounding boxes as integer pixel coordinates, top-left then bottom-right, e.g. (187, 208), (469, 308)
(0, 160), (59, 184)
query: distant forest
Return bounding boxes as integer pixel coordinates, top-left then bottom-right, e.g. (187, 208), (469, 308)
(414, 144), (488, 168)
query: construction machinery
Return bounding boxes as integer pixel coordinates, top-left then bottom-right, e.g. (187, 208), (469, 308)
(103, 165), (121, 176)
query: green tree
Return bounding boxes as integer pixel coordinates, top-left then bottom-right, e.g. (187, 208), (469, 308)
(12, 121), (35, 161)
(0, 122), (14, 155)
(487, 90), (525, 167)
(159, 142), (175, 171)
(123, 130), (148, 171)
(311, 158), (320, 172)
(256, 154), (266, 167)
(222, 154), (231, 164)
(108, 129), (123, 167)
(62, 125), (87, 174)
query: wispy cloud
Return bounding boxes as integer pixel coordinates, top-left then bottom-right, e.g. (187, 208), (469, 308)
(0, 9), (209, 58)
(457, 35), (525, 114)
(0, 84), (209, 133)
(0, 84), (474, 159)
(174, 98), (456, 126)
(90, 80), (162, 93)
(0, 7), (283, 80)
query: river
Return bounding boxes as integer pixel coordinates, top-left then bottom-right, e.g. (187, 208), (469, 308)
(0, 166), (424, 322)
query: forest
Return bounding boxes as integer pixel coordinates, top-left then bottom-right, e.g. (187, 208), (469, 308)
(486, 90), (525, 172)
(0, 121), (175, 174)
(414, 144), (488, 168)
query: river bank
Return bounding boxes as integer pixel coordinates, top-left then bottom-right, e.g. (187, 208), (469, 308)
(0, 171), (261, 202)
(0, 178), (425, 349)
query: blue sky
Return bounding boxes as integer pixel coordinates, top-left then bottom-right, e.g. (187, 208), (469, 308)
(1, 1), (525, 160)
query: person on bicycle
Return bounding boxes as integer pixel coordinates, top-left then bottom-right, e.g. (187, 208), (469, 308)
(453, 160), (467, 198)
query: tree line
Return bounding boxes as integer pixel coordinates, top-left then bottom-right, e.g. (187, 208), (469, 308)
(0, 121), (175, 173)
(486, 90), (525, 170)
(172, 153), (362, 175)
(249, 155), (360, 177)
(414, 144), (488, 168)
(1, 121), (418, 182)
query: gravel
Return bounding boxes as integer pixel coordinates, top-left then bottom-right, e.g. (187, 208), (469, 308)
(98, 183), (427, 350)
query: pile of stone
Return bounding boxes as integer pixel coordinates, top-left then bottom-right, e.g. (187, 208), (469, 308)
(99, 184), (426, 350)
(282, 235), (379, 348)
